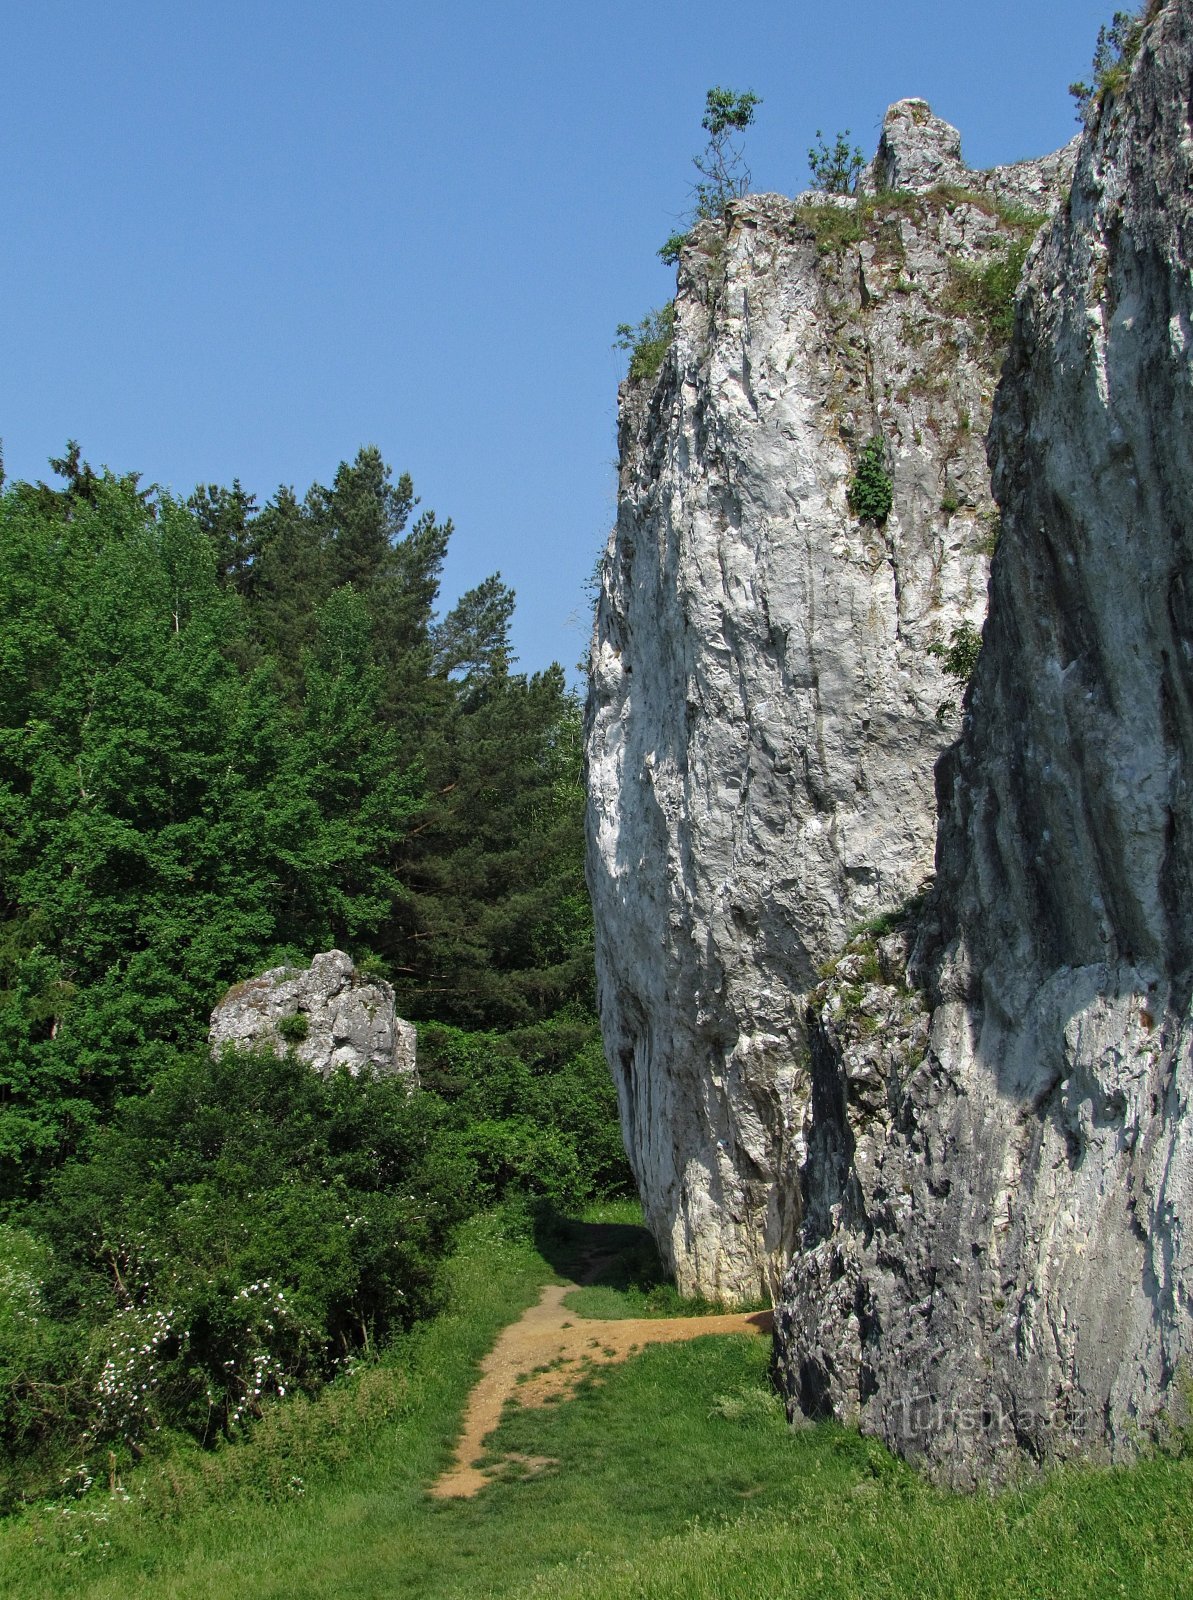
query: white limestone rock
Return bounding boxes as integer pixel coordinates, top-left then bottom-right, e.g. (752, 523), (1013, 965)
(586, 101), (1074, 1301)
(209, 950), (418, 1083)
(776, 0), (1193, 1482)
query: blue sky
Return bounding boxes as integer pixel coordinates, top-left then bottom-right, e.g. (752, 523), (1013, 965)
(3, 1), (1113, 681)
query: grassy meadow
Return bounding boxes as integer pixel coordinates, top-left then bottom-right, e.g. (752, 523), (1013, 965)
(0, 1202), (1188, 1600)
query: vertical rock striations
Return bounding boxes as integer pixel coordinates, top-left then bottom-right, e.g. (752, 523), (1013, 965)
(587, 103), (1073, 1299)
(776, 0), (1193, 1481)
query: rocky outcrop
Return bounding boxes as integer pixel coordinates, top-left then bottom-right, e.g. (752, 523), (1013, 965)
(586, 100), (1074, 1299)
(864, 98), (1078, 212)
(776, 0), (1193, 1482)
(209, 950), (418, 1083)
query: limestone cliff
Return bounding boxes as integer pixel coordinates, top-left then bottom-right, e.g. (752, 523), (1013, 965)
(586, 101), (1073, 1299)
(776, 0), (1193, 1481)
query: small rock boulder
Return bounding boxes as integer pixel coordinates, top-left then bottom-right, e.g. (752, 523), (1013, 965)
(209, 950), (417, 1084)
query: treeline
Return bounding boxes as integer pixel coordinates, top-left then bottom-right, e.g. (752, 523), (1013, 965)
(0, 444), (625, 1501)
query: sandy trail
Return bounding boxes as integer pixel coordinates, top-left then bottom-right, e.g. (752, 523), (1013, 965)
(430, 1278), (774, 1498)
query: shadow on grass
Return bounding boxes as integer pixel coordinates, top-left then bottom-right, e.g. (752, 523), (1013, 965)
(531, 1204), (750, 1318)
(532, 1204), (662, 1289)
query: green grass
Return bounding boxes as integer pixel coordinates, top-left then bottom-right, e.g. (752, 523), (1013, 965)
(560, 1282), (727, 1319)
(1, 1203), (1190, 1599)
(552, 1203), (741, 1320)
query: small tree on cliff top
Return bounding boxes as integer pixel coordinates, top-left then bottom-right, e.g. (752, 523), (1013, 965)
(659, 86), (761, 263)
(807, 129), (865, 195)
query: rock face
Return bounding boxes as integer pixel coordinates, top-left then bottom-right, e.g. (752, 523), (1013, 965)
(776, 0), (1193, 1481)
(209, 950), (418, 1083)
(586, 100), (1073, 1299)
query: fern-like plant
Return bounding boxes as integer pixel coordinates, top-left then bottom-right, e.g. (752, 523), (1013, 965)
(927, 620), (983, 722)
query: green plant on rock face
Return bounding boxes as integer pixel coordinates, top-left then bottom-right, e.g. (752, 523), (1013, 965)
(808, 129), (865, 196)
(928, 619), (982, 722)
(1070, 6), (1152, 121)
(277, 1012), (309, 1045)
(848, 436), (893, 523)
(614, 302), (676, 384)
(658, 86), (761, 264)
(658, 231), (691, 267)
(944, 235), (1033, 352)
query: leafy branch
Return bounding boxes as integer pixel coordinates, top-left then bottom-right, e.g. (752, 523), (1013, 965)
(658, 86), (761, 264)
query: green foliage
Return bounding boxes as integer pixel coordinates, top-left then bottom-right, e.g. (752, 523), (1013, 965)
(0, 1008), (629, 1499)
(0, 1047), (469, 1497)
(657, 231), (690, 267)
(614, 303), (676, 385)
(928, 619), (983, 722)
(275, 1012), (309, 1044)
(0, 444), (598, 1194)
(416, 1016), (632, 1207)
(188, 479), (258, 594)
(847, 436), (894, 523)
(800, 198), (866, 255)
(807, 129), (865, 195)
(1070, 6), (1151, 121)
(0, 438), (622, 1505)
(392, 673), (594, 1028)
(656, 86), (760, 264)
(692, 86), (761, 217)
(0, 1227), (66, 1466)
(0, 474), (427, 1189)
(2, 1209), (1190, 1598)
(945, 236), (1033, 350)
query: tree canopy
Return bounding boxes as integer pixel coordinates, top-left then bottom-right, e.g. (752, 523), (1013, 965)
(0, 446), (596, 1194)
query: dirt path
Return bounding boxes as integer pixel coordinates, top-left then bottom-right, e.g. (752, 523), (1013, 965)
(430, 1280), (773, 1498)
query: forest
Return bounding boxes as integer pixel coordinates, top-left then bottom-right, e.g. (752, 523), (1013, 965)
(0, 444), (627, 1503)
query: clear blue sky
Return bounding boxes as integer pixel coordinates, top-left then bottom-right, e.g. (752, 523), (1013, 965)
(2, 1), (1112, 681)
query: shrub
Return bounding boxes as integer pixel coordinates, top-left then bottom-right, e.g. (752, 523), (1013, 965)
(1070, 6), (1152, 122)
(0, 1228), (76, 1465)
(658, 231), (690, 266)
(614, 303), (676, 384)
(276, 1012), (309, 1044)
(808, 129), (865, 196)
(928, 620), (983, 722)
(848, 436), (894, 523)
(417, 1017), (632, 1204)
(23, 1047), (467, 1461)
